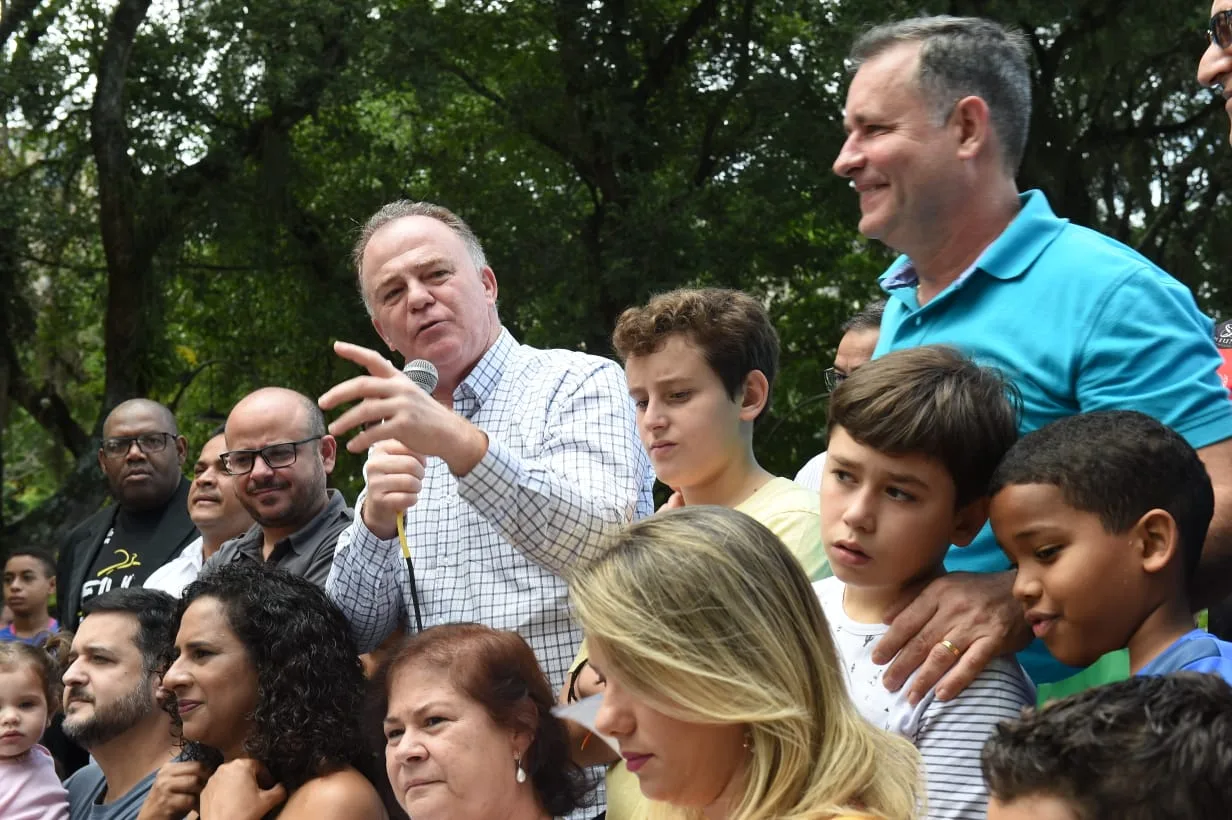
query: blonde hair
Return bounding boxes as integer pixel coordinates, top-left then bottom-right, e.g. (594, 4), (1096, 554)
(569, 507), (923, 820)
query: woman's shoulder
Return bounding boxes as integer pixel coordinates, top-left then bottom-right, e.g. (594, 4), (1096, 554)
(281, 767), (386, 819)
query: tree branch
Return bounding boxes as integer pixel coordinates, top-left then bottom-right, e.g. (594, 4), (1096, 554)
(91, 0), (154, 412)
(1088, 98), (1223, 142)
(634, 0), (721, 107)
(2, 334), (90, 458)
(693, 0), (755, 187)
(435, 58), (616, 198)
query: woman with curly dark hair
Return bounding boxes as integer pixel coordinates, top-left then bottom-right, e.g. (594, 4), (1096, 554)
(377, 623), (591, 820)
(162, 562), (387, 819)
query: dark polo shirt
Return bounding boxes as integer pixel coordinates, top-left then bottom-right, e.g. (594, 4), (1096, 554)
(201, 489), (351, 588)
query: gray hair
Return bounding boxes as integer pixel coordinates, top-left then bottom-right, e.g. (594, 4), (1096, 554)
(841, 299), (886, 334)
(849, 16), (1032, 174)
(351, 200), (489, 315)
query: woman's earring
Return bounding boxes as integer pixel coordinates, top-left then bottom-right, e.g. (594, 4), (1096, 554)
(515, 755), (527, 784)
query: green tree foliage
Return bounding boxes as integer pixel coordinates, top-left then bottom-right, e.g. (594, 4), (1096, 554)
(1, 0), (1229, 548)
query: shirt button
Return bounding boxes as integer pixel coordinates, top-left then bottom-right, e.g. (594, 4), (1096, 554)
(914, 317), (922, 326)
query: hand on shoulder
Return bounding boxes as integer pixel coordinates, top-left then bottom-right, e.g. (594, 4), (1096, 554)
(197, 759), (286, 820)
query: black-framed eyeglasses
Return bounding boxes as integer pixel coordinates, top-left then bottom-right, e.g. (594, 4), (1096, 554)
(823, 367), (848, 392)
(101, 432), (176, 458)
(220, 436), (323, 476)
(1210, 10), (1232, 48)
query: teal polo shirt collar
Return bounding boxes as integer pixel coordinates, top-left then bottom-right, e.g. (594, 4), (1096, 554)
(878, 189), (1067, 305)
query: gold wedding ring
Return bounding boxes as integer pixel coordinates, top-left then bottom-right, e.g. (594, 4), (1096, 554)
(939, 639), (962, 659)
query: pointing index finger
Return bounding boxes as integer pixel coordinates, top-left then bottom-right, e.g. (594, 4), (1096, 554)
(332, 341), (402, 378)
(320, 342), (405, 411)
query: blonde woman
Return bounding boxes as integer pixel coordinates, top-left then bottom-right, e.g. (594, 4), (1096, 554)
(569, 506), (922, 820)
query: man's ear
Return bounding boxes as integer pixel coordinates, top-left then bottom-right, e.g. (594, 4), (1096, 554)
(175, 435), (188, 466)
(951, 497), (990, 547)
(47, 575), (56, 595)
(371, 316), (396, 353)
(481, 265), (499, 307)
(952, 95), (993, 162)
(320, 435), (338, 474)
(1135, 509), (1179, 574)
(738, 371), (770, 423)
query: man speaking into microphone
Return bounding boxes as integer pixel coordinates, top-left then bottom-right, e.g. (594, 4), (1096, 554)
(319, 201), (653, 689)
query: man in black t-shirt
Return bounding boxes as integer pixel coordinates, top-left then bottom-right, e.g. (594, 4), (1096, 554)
(56, 399), (197, 630)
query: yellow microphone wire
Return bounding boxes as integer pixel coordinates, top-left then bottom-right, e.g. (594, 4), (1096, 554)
(396, 511), (410, 559)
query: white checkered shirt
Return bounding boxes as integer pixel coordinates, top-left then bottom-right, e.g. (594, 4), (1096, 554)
(327, 328), (654, 689)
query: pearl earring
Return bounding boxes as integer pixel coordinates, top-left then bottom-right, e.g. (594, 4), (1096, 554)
(515, 756), (527, 784)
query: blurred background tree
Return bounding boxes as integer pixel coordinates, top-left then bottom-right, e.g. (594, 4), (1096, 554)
(2, 0), (1228, 549)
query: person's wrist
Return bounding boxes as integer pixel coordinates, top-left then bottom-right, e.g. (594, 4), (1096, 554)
(361, 500), (398, 540)
(441, 418), (489, 477)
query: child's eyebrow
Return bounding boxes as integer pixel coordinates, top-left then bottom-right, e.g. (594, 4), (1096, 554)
(646, 374), (693, 386)
(885, 471), (929, 489)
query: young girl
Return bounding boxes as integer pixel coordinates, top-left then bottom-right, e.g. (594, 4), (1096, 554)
(0, 635), (70, 819)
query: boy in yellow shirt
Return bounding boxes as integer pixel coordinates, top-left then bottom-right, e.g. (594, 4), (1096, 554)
(563, 287), (826, 820)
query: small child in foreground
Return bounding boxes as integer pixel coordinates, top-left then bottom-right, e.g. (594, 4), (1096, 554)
(981, 672), (1232, 819)
(0, 635), (70, 819)
(988, 410), (1232, 680)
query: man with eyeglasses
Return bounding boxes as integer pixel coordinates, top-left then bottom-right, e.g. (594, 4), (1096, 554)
(831, 15), (1232, 704)
(1199, 4), (1232, 144)
(199, 387), (351, 588)
(1198, 5), (1232, 644)
(794, 300), (884, 492)
(55, 399), (198, 631)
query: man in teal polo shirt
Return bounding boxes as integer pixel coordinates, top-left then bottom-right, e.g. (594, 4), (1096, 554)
(832, 15), (1232, 698)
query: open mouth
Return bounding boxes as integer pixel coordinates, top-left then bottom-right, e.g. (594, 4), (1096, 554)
(1027, 614), (1058, 638)
(416, 319), (445, 338)
(830, 541), (871, 566)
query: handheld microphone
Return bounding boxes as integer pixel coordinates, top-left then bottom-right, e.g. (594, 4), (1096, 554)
(403, 359), (439, 394)
(397, 357), (436, 635)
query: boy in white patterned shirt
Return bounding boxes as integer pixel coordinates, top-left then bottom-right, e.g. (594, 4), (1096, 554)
(814, 345), (1034, 820)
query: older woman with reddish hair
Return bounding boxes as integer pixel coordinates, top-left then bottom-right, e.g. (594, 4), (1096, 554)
(377, 624), (591, 820)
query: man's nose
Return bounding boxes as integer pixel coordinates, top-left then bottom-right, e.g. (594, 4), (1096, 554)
(833, 133), (863, 178)
(405, 279), (434, 311)
(248, 455), (275, 481)
(62, 658), (86, 687)
(1198, 40), (1232, 88)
